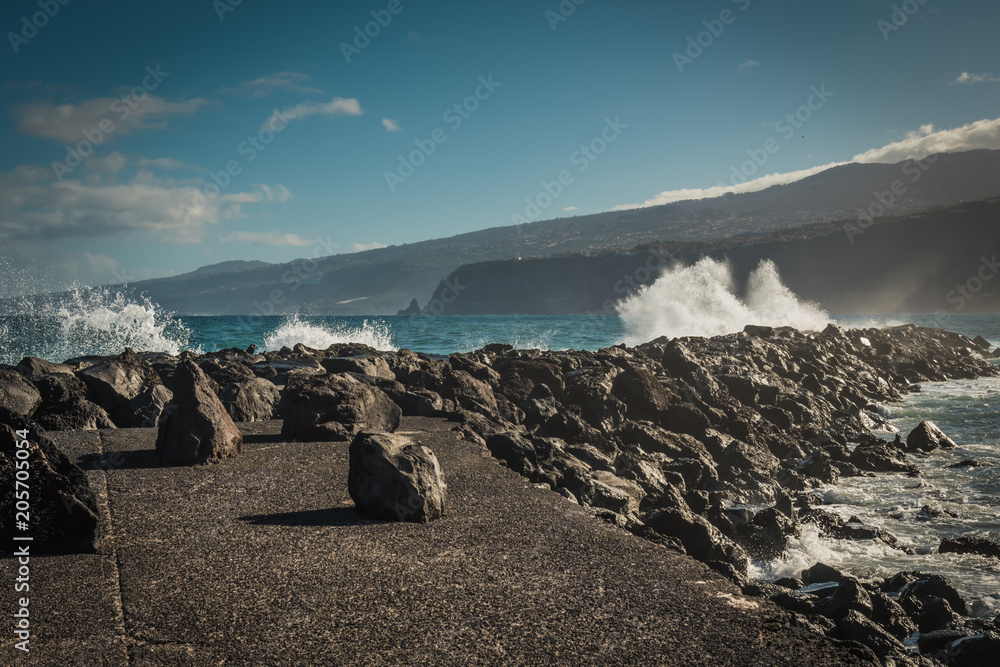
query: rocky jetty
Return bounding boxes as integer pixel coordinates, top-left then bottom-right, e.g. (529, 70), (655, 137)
(2, 324), (998, 664)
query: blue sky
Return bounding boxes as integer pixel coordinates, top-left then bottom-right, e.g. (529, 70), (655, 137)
(2, 0), (999, 293)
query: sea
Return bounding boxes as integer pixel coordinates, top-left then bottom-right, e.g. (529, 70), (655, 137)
(1, 259), (998, 616)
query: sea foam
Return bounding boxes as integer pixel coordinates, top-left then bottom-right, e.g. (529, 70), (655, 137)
(619, 258), (830, 344)
(262, 315), (396, 352)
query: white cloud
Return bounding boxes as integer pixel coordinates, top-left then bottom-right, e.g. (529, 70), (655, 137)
(219, 231), (312, 246)
(221, 71), (323, 97)
(264, 97), (363, 128)
(16, 96), (207, 143)
(382, 118), (402, 132)
(0, 162), (294, 245)
(738, 60), (759, 72)
(350, 242), (387, 252)
(952, 72), (1000, 85)
(851, 117), (1000, 163)
(563, 206), (579, 211)
(136, 156), (199, 171)
(614, 162), (846, 210)
(616, 116), (1000, 209)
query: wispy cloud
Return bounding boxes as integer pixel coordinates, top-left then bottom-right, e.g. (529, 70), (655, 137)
(219, 230), (312, 246)
(220, 71), (323, 97)
(350, 242), (387, 252)
(563, 206), (579, 211)
(952, 72), (1000, 85)
(738, 59), (759, 72)
(16, 97), (207, 143)
(263, 97), (363, 128)
(381, 118), (402, 132)
(0, 161), (293, 245)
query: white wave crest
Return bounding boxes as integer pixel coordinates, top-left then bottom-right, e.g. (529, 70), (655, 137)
(618, 258), (830, 344)
(262, 316), (396, 352)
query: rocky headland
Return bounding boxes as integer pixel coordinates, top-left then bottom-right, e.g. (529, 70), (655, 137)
(3, 323), (1000, 665)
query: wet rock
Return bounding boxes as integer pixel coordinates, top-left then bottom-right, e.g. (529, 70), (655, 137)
(949, 459), (992, 468)
(830, 609), (906, 662)
(802, 563), (843, 585)
(0, 409), (102, 552)
(348, 431), (446, 523)
(485, 432), (539, 478)
(77, 348), (163, 414)
(218, 378), (280, 423)
(610, 366), (672, 421)
(0, 368), (43, 418)
(849, 438), (919, 475)
(939, 535), (1000, 559)
(814, 577), (873, 621)
(495, 359), (564, 403)
(29, 372), (116, 431)
(441, 369), (497, 415)
(906, 420), (957, 452)
(155, 360), (242, 465)
(279, 373), (401, 441)
(918, 596), (962, 633)
(900, 573), (968, 616)
(943, 632), (1000, 666)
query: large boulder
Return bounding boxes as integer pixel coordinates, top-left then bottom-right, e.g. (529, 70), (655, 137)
(0, 368), (42, 418)
(850, 439), (918, 474)
(155, 361), (242, 465)
(0, 408), (102, 552)
(218, 378), (280, 422)
(77, 348), (162, 414)
(321, 356), (395, 380)
(939, 535), (1000, 559)
(279, 373), (401, 441)
(115, 384), (173, 428)
(28, 373), (116, 431)
(348, 431), (446, 522)
(646, 507), (748, 573)
(15, 357), (75, 378)
(906, 421), (957, 453)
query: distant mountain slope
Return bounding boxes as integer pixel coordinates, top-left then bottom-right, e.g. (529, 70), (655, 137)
(420, 198), (1000, 315)
(13, 150), (1000, 315)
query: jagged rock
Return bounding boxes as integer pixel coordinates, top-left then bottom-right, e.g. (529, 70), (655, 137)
(814, 577), (873, 621)
(155, 361), (242, 465)
(830, 609), (907, 661)
(900, 573), (969, 616)
(949, 459), (991, 468)
(0, 409), (102, 552)
(802, 563), (843, 585)
(34, 399), (116, 431)
(590, 470), (645, 517)
(918, 596), (962, 633)
(383, 387), (445, 417)
(610, 366), (672, 421)
(939, 535), (1000, 559)
(646, 507), (748, 573)
(441, 369), (497, 414)
(218, 378), (280, 422)
(906, 420), (957, 452)
(942, 632), (1000, 666)
(485, 432), (539, 478)
(279, 373), (401, 441)
(15, 357), (75, 377)
(0, 368), (42, 418)
(348, 431), (445, 522)
(321, 356), (395, 380)
(115, 384), (173, 428)
(849, 438), (919, 474)
(77, 348), (162, 414)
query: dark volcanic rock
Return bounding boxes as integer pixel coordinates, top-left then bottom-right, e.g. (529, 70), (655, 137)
(218, 378), (280, 422)
(348, 431), (446, 522)
(15, 356), (75, 377)
(0, 408), (102, 552)
(279, 373), (401, 441)
(646, 508), (748, 573)
(155, 361), (242, 465)
(939, 535), (1000, 559)
(900, 573), (969, 616)
(906, 420), (957, 452)
(321, 356), (395, 380)
(115, 384), (173, 428)
(77, 348), (163, 414)
(0, 368), (43, 418)
(849, 438), (918, 474)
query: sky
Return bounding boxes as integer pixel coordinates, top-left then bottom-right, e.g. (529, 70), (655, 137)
(2, 0), (999, 294)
